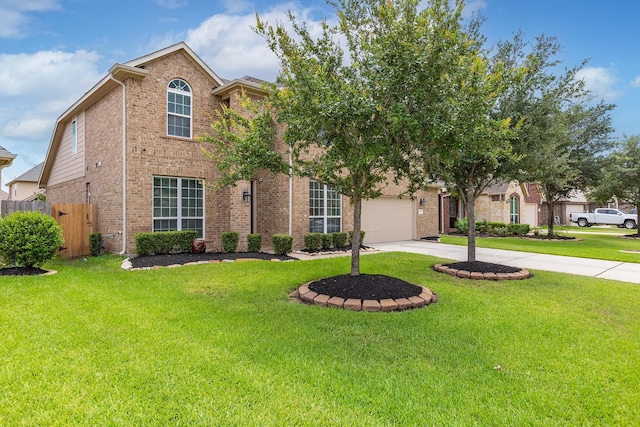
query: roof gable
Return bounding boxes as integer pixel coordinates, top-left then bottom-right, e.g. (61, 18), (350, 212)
(125, 42), (224, 87)
(7, 162), (44, 185)
(40, 42), (222, 187)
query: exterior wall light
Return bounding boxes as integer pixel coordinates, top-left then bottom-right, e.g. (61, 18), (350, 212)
(242, 190), (251, 203)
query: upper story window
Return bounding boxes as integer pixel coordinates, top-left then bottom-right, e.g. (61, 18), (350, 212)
(167, 78), (192, 138)
(71, 119), (77, 154)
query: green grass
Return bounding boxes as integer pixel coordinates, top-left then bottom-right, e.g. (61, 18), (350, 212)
(1, 253), (639, 425)
(441, 232), (640, 263)
(538, 225), (632, 234)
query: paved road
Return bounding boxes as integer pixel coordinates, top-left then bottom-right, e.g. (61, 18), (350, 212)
(370, 240), (640, 284)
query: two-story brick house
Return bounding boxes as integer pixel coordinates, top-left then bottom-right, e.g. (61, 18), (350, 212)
(39, 42), (441, 254)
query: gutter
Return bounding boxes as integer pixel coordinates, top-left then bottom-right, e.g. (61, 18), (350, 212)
(109, 75), (127, 255)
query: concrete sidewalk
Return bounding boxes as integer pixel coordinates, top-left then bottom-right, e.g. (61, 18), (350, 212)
(370, 240), (640, 284)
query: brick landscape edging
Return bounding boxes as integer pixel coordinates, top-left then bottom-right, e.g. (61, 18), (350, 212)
(432, 264), (531, 280)
(120, 257), (288, 271)
(296, 283), (437, 312)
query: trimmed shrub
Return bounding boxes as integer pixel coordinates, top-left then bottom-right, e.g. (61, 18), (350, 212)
(304, 232), (323, 251)
(135, 231), (198, 256)
(0, 211), (63, 267)
(331, 232), (348, 248)
(475, 220), (487, 234)
(455, 218), (469, 234)
(348, 230), (366, 246)
(272, 234), (293, 255)
(493, 226), (509, 237)
(247, 233), (262, 252)
(88, 232), (102, 257)
(485, 222), (507, 234)
(222, 232), (239, 253)
(321, 233), (333, 249)
(507, 223), (530, 236)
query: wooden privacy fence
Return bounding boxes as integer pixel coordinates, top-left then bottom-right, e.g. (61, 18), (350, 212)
(0, 201), (97, 258)
(1, 200), (51, 216)
(51, 204), (98, 258)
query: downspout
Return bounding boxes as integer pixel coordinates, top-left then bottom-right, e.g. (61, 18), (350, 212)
(110, 75), (127, 255)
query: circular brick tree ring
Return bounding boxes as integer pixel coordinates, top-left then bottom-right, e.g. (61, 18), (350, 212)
(433, 262), (531, 280)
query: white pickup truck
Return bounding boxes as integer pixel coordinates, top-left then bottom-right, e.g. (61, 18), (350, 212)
(569, 208), (638, 229)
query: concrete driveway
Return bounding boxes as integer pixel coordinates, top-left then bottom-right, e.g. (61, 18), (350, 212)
(370, 240), (640, 284)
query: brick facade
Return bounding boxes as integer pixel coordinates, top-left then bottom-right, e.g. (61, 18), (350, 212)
(42, 43), (443, 254)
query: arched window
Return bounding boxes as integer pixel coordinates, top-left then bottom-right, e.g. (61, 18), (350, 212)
(509, 195), (520, 224)
(167, 78), (192, 138)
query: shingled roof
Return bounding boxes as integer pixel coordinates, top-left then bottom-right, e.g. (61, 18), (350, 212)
(7, 162), (43, 185)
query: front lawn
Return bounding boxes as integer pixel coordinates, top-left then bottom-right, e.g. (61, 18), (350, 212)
(1, 253), (639, 425)
(441, 232), (640, 263)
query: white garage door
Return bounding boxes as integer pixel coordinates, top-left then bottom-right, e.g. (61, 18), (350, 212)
(361, 197), (414, 244)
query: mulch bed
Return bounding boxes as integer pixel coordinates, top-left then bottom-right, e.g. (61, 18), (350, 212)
(308, 274), (423, 300)
(525, 234), (576, 240)
(447, 261), (521, 274)
(433, 260), (532, 280)
(0, 266), (49, 276)
(129, 251), (296, 269)
(621, 234), (640, 239)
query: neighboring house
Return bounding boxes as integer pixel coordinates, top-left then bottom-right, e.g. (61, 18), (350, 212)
(540, 189), (597, 225)
(39, 42), (440, 254)
(7, 162), (44, 201)
(0, 145), (17, 195)
(438, 181), (544, 233)
(475, 181), (543, 227)
(0, 190), (8, 201)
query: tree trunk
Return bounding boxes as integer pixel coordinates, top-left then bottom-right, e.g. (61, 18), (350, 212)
(350, 196), (362, 276)
(466, 181), (476, 263)
(546, 200), (555, 237)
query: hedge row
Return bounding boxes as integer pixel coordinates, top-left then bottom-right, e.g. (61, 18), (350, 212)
(135, 231), (199, 256)
(455, 218), (530, 236)
(134, 231), (291, 255)
(303, 231), (365, 251)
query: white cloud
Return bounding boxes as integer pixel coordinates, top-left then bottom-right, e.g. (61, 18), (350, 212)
(630, 76), (640, 88)
(0, 0), (60, 38)
(462, 0), (487, 19)
(155, 0), (188, 9)
(0, 49), (103, 142)
(575, 66), (619, 100)
(181, 3), (336, 81)
(221, 0), (253, 14)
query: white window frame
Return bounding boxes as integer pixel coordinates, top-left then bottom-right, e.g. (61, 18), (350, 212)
(309, 180), (342, 233)
(167, 78), (192, 138)
(509, 195), (520, 224)
(153, 176), (204, 238)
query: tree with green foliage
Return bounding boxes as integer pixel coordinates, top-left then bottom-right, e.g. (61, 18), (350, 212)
(493, 34), (614, 238)
(202, 0), (473, 275)
(413, 13), (526, 262)
(591, 134), (640, 235)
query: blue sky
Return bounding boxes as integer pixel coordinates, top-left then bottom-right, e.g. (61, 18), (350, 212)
(1, 0), (638, 190)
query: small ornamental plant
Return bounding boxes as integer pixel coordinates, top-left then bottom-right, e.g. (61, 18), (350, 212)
(272, 234), (293, 255)
(247, 233), (262, 252)
(222, 232), (239, 253)
(304, 232), (323, 251)
(0, 211), (63, 268)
